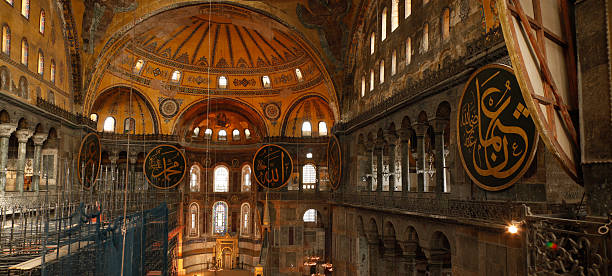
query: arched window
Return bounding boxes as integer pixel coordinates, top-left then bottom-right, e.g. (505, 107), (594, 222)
(50, 60), (55, 83)
(405, 0), (411, 18)
(190, 165), (200, 192)
(303, 209), (317, 223)
(361, 76), (365, 97)
(103, 117), (115, 132)
(212, 201), (228, 234)
(133, 59), (145, 74)
(21, 0), (29, 18)
(406, 37), (412, 65)
(189, 203), (199, 237)
(21, 39), (28, 65)
(442, 8), (450, 41)
(37, 50), (44, 75)
(423, 24), (429, 51)
(392, 50), (397, 75)
(244, 129), (251, 139)
(370, 32), (375, 54)
(241, 165), (251, 192)
(90, 113), (98, 122)
(369, 69), (374, 91)
(379, 60), (385, 83)
(214, 166), (229, 192)
(218, 129), (227, 141)
(262, 75), (271, 88)
(240, 203), (250, 236)
(2, 25), (10, 55)
(302, 164), (316, 185)
(302, 121), (312, 137)
(306, 152), (313, 159)
(193, 127), (200, 137)
(123, 118), (135, 134)
(204, 128), (213, 139)
(381, 7), (387, 40)
(295, 68), (303, 82)
(39, 10), (45, 34)
(318, 122), (328, 136)
(171, 70), (181, 83)
(232, 129), (240, 141)
(391, 0), (399, 31)
(218, 76), (227, 88)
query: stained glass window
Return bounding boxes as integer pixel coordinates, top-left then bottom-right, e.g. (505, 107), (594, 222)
(213, 201), (228, 234)
(2, 25), (10, 55)
(39, 10), (45, 34)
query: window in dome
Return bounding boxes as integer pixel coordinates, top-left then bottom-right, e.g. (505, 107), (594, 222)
(406, 37), (412, 65)
(295, 68), (303, 82)
(37, 50), (43, 75)
(133, 59), (145, 74)
(103, 117), (116, 132)
(218, 129), (227, 141)
(318, 122), (328, 136)
(392, 50), (397, 75)
(306, 153), (313, 159)
(262, 75), (271, 88)
(370, 70), (374, 91)
(212, 201), (228, 234)
(423, 24), (429, 51)
(442, 8), (450, 41)
(370, 32), (375, 54)
(124, 117), (135, 134)
(193, 127), (200, 137)
(303, 209), (317, 223)
(214, 166), (229, 192)
(50, 60), (55, 83)
(2, 25), (9, 55)
(39, 10), (45, 34)
(391, 0), (399, 31)
(90, 113), (98, 122)
(244, 129), (251, 139)
(232, 129), (240, 141)
(204, 128), (213, 139)
(241, 165), (251, 192)
(21, 39), (28, 65)
(302, 121), (312, 137)
(21, 0), (29, 19)
(218, 76), (227, 88)
(379, 60), (385, 84)
(361, 76), (365, 97)
(381, 7), (387, 41)
(405, 0), (411, 18)
(171, 70), (181, 83)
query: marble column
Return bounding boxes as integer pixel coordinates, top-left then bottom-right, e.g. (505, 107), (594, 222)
(32, 133), (48, 194)
(413, 124), (428, 193)
(365, 142), (374, 192)
(432, 120), (447, 195)
(15, 129), (33, 194)
(384, 132), (397, 196)
(398, 240), (418, 276)
(365, 231), (379, 276)
(397, 129), (410, 196)
(129, 152), (137, 191)
(375, 139), (384, 196)
(0, 124), (16, 193)
(426, 249), (448, 276)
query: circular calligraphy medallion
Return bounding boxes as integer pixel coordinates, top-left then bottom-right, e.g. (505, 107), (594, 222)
(456, 64), (538, 191)
(143, 144), (187, 189)
(253, 144), (293, 190)
(327, 135), (342, 190)
(159, 98), (179, 118)
(264, 103), (281, 120)
(77, 133), (102, 190)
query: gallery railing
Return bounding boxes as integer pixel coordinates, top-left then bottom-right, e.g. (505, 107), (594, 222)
(35, 98), (96, 129)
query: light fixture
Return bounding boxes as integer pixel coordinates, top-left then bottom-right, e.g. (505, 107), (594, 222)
(506, 220), (521, 234)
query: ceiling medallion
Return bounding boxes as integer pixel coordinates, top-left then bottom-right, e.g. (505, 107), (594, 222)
(262, 102), (281, 121)
(159, 98), (180, 119)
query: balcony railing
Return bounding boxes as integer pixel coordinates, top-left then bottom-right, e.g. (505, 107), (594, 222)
(36, 97), (96, 129)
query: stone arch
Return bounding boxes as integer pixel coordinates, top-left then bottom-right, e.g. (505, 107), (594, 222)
(0, 66), (9, 91)
(0, 110), (10, 124)
(429, 231), (452, 274)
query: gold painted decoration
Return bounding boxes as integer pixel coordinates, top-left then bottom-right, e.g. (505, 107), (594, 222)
(327, 134), (342, 190)
(144, 145), (187, 189)
(497, 0), (580, 182)
(253, 144), (293, 190)
(457, 64), (538, 191)
(77, 133), (102, 190)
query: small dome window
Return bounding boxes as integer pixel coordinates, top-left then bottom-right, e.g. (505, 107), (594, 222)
(193, 127), (200, 137)
(302, 121), (312, 137)
(133, 59), (145, 74)
(218, 129), (227, 141)
(90, 113), (98, 122)
(318, 122), (328, 136)
(171, 70), (181, 83)
(218, 76), (227, 89)
(232, 129), (240, 141)
(204, 128), (213, 139)
(295, 68), (303, 82)
(244, 129), (251, 139)
(262, 76), (271, 88)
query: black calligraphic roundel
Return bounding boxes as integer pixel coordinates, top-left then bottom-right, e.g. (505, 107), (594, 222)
(77, 133), (102, 190)
(457, 64), (538, 191)
(144, 145), (187, 189)
(253, 144), (293, 190)
(327, 135), (342, 190)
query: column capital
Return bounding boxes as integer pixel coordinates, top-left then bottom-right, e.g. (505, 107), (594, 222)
(382, 236), (396, 250)
(0, 124), (17, 138)
(383, 132), (398, 146)
(15, 129), (33, 142)
(413, 123), (429, 137)
(365, 230), (379, 244)
(430, 118), (449, 134)
(397, 128), (412, 141)
(32, 133), (48, 146)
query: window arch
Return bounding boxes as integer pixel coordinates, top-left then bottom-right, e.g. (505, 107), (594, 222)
(381, 7), (387, 41)
(39, 10), (45, 34)
(302, 121), (312, 137)
(190, 165), (200, 192)
(21, 39), (28, 65)
(392, 50), (397, 75)
(90, 113), (98, 122)
(218, 129), (227, 141)
(240, 203), (250, 236)
(218, 76), (227, 88)
(21, 0), (29, 18)
(318, 122), (328, 136)
(391, 0), (399, 31)
(37, 50), (43, 75)
(171, 70), (181, 83)
(361, 76), (365, 97)
(133, 59), (145, 74)
(302, 164), (316, 185)
(370, 32), (375, 54)
(303, 209), (317, 223)
(50, 60), (55, 83)
(212, 201), (228, 234)
(232, 129), (240, 141)
(295, 68), (303, 82)
(2, 25), (10, 55)
(244, 129), (251, 139)
(123, 118), (135, 134)
(442, 8), (450, 41)
(423, 24), (429, 51)
(406, 37), (412, 65)
(214, 165), (229, 192)
(189, 202), (199, 237)
(241, 165), (251, 192)
(204, 128), (213, 139)
(262, 75), (271, 88)
(103, 117), (116, 132)
(405, 0), (411, 18)
(369, 69), (374, 91)
(379, 60), (385, 83)
(193, 127), (200, 137)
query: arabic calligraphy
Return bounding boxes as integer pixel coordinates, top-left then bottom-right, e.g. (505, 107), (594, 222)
(253, 144), (293, 189)
(144, 145), (186, 189)
(77, 133), (101, 190)
(457, 64), (537, 191)
(327, 135), (342, 190)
